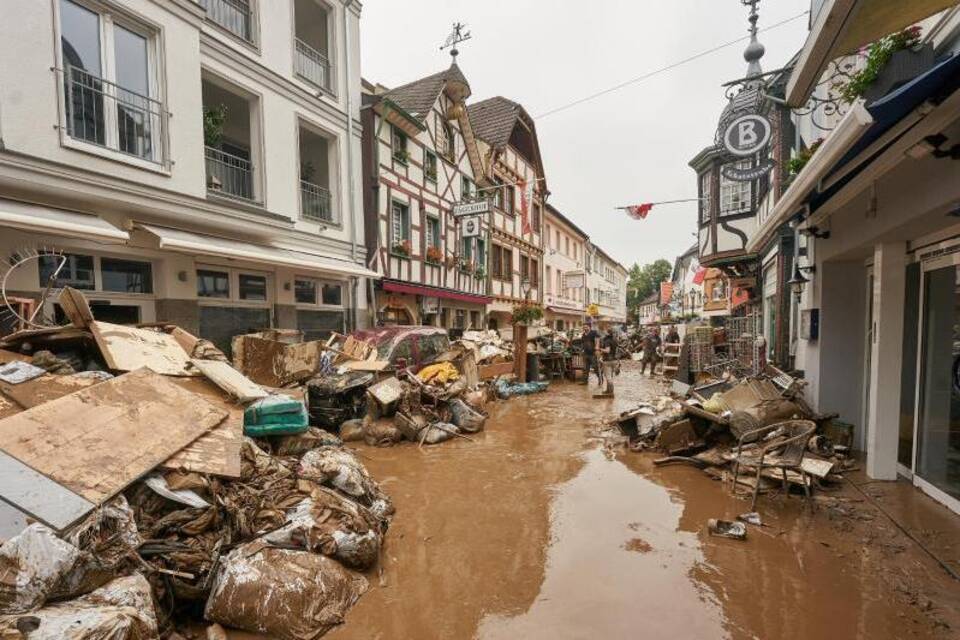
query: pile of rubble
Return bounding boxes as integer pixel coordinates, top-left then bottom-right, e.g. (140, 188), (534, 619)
(0, 288), (394, 638)
(612, 366), (857, 519)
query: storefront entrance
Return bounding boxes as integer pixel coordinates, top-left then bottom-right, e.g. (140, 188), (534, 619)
(914, 252), (960, 511)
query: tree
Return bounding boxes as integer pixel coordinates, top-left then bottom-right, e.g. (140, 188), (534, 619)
(626, 259), (673, 321)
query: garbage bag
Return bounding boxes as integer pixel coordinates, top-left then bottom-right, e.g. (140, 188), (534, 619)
(273, 427), (343, 456)
(448, 398), (486, 433)
(0, 574), (159, 640)
(263, 486), (382, 569)
(420, 422), (460, 444)
(362, 418), (402, 447)
(494, 379), (548, 399)
(204, 541), (367, 640)
(298, 447), (394, 523)
(0, 523), (80, 615)
(244, 395), (310, 437)
(52, 496), (142, 600)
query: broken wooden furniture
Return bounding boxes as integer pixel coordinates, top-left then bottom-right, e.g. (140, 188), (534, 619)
(731, 419), (817, 510)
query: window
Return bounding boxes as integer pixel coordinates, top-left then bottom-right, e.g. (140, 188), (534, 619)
(503, 247), (513, 280)
(461, 177), (474, 201)
(391, 201), (411, 245)
(532, 203), (541, 232)
(461, 237), (473, 263)
(491, 244), (512, 280)
(59, 0), (162, 162)
(720, 162), (752, 216)
(555, 229), (561, 249)
(321, 283), (342, 306)
(439, 119), (455, 160)
(295, 278), (317, 304)
(505, 184), (516, 215)
(491, 243), (502, 279)
(424, 151), (438, 183)
(565, 236), (570, 256)
(530, 258), (539, 287)
(39, 253), (95, 290)
(199, 0), (254, 43)
(700, 172), (713, 223)
(197, 269), (229, 298)
(454, 309), (466, 329)
(487, 180), (504, 210)
(520, 255), (529, 282)
(426, 216), (441, 249)
(392, 126), (408, 164)
(476, 239), (486, 270)
(238, 274), (267, 301)
(556, 270), (563, 294)
(101, 258), (153, 294)
(470, 310), (480, 329)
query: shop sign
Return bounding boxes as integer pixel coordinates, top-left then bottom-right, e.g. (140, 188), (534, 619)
(722, 113), (771, 156)
(461, 215), (481, 237)
(421, 296), (440, 314)
(453, 200), (490, 217)
(721, 159), (774, 181)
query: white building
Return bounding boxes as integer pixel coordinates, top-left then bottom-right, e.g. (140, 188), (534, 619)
(585, 244), (628, 326)
(0, 0), (375, 351)
(543, 203), (587, 331)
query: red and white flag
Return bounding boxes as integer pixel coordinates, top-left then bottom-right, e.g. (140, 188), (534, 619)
(692, 266), (707, 285)
(519, 178), (534, 235)
(625, 203), (654, 220)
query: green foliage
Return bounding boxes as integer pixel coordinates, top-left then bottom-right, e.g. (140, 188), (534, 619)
(203, 104), (227, 147)
(626, 258), (673, 322)
(837, 27), (921, 104)
(511, 300), (543, 325)
(787, 139), (824, 178)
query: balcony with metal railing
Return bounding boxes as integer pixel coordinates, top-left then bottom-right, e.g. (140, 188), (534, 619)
(294, 38), (333, 92)
(300, 180), (333, 223)
(205, 146), (255, 202)
(199, 0), (253, 43)
(60, 66), (166, 164)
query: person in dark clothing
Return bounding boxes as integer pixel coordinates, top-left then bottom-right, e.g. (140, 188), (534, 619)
(580, 323), (601, 385)
(665, 325), (680, 345)
(640, 328), (662, 376)
(598, 327), (620, 396)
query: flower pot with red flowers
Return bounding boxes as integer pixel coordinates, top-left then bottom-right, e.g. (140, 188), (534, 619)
(425, 246), (444, 265)
(392, 239), (412, 257)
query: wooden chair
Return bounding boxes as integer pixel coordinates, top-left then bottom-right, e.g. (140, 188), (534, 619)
(731, 419), (817, 510)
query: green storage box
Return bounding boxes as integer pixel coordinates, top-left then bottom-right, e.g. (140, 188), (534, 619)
(244, 395), (309, 437)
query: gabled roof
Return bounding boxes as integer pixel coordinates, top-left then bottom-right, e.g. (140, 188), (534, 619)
(381, 64), (471, 123)
(467, 97), (523, 148)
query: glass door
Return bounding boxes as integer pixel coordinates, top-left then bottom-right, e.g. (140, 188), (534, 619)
(916, 260), (960, 509)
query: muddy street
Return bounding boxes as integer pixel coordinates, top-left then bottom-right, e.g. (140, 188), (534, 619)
(321, 362), (960, 640)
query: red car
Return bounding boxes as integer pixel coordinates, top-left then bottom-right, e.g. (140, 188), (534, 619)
(349, 326), (450, 372)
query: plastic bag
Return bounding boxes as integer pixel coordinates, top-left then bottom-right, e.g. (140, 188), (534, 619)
(0, 524), (80, 615)
(448, 399), (486, 433)
(298, 447), (394, 524)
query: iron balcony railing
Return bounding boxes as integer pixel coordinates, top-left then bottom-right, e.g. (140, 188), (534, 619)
(205, 146), (254, 202)
(294, 38), (332, 91)
(199, 0), (253, 42)
(60, 66), (166, 163)
(300, 179), (333, 222)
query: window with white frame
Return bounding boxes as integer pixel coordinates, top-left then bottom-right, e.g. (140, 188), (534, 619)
(438, 119), (456, 161)
(700, 171), (712, 223)
(391, 201), (411, 251)
(392, 126), (408, 164)
(199, 0), (255, 43)
(461, 176), (474, 201)
(58, 0), (163, 163)
(426, 216), (440, 249)
(719, 162), (752, 216)
(294, 277), (343, 306)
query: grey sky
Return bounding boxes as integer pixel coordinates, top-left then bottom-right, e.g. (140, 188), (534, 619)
(360, 0), (811, 268)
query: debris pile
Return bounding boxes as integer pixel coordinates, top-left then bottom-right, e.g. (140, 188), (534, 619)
(613, 365), (858, 512)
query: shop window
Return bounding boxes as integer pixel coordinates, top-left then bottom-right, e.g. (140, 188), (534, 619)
(197, 269), (229, 298)
(101, 258), (153, 294)
(295, 278), (317, 304)
(39, 253), (95, 290)
(238, 274), (267, 301)
(321, 282), (342, 306)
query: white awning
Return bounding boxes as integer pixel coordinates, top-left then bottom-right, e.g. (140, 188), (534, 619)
(0, 199), (128, 243)
(136, 224), (379, 279)
(746, 102), (873, 254)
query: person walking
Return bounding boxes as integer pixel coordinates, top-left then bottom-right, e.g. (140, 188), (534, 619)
(640, 327), (662, 376)
(596, 327), (620, 397)
(580, 323), (601, 385)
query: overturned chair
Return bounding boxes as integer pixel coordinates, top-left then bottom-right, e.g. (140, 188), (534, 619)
(731, 419), (817, 510)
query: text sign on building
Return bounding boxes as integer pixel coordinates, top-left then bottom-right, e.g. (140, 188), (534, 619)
(453, 200), (490, 217)
(461, 215), (481, 237)
(722, 114), (771, 157)
(564, 272), (585, 289)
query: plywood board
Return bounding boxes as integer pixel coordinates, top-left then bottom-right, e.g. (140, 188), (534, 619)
(0, 449), (95, 531)
(232, 334), (320, 386)
(91, 321), (195, 376)
(160, 376), (244, 478)
(190, 359), (267, 403)
(0, 373), (105, 409)
(0, 368), (227, 503)
(478, 361), (514, 380)
(171, 327), (199, 356)
(58, 286), (95, 328)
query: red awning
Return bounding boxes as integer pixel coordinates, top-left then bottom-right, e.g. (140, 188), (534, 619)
(382, 280), (491, 305)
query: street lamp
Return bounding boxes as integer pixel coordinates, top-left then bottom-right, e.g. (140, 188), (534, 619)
(788, 263), (815, 301)
(520, 277), (531, 300)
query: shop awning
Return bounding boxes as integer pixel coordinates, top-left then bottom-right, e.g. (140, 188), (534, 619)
(0, 199), (128, 243)
(546, 306), (584, 316)
(135, 224), (379, 279)
(381, 280), (491, 304)
(786, 0), (957, 106)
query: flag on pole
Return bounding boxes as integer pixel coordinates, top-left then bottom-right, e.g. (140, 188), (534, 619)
(692, 266), (707, 285)
(659, 281), (674, 306)
(625, 203), (654, 220)
(519, 178), (534, 235)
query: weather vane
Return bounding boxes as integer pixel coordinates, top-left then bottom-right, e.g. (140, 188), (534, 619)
(440, 22), (472, 61)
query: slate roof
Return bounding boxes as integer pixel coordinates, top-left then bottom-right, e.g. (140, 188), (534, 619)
(381, 64), (470, 122)
(466, 97), (523, 148)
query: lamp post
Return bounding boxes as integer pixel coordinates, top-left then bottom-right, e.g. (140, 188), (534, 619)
(787, 263), (811, 302)
(514, 276), (533, 382)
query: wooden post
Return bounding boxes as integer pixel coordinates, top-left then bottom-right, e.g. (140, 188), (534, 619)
(513, 323), (528, 381)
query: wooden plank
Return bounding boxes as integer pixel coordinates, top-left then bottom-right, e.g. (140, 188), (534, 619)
(0, 373), (105, 409)
(343, 359), (390, 372)
(190, 358), (268, 403)
(0, 368), (227, 503)
(171, 327), (200, 356)
(478, 361), (514, 380)
(0, 449), (95, 531)
(160, 376), (244, 478)
(90, 321), (196, 376)
(58, 287), (95, 328)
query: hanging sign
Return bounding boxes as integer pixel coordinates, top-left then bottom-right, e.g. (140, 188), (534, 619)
(721, 158), (775, 181)
(461, 215), (481, 237)
(421, 297), (440, 314)
(722, 114), (771, 157)
(453, 200), (490, 217)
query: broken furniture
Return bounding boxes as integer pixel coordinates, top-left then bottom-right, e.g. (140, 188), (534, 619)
(731, 419), (817, 510)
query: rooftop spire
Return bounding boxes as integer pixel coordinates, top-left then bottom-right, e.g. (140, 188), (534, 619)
(440, 22), (472, 63)
(741, 0), (765, 79)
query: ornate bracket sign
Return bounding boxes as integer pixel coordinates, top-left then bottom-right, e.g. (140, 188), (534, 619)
(722, 113), (771, 156)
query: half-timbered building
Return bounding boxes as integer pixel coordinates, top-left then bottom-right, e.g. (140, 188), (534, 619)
(361, 64), (491, 328)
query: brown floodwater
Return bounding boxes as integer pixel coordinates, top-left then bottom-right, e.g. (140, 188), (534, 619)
(235, 362), (959, 640)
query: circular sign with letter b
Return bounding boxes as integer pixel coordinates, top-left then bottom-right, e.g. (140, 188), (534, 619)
(723, 113), (771, 156)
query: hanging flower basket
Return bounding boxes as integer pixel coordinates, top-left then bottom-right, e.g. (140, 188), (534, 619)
(511, 300), (543, 326)
(835, 26), (922, 104)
